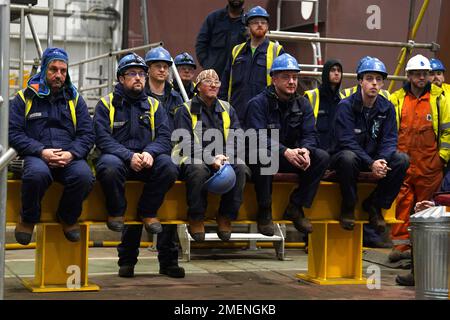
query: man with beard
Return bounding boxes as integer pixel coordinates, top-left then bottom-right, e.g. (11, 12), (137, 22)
(173, 52), (197, 99)
(9, 47), (95, 245)
(246, 54), (330, 236)
(428, 58), (450, 96)
(220, 5), (285, 125)
(196, 0), (247, 79)
(389, 54), (450, 270)
(330, 57), (409, 233)
(94, 53), (185, 278)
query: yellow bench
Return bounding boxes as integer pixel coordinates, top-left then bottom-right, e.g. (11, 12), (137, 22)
(6, 174), (398, 292)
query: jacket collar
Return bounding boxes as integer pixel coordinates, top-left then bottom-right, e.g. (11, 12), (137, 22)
(351, 85), (390, 113)
(265, 85), (301, 112)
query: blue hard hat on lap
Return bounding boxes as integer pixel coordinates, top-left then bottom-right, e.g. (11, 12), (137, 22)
(204, 163), (236, 195)
(144, 46), (173, 66)
(270, 53), (301, 75)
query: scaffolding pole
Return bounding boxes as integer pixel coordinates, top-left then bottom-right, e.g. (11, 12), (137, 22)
(0, 0), (11, 301)
(48, 0), (54, 47)
(10, 4), (118, 21)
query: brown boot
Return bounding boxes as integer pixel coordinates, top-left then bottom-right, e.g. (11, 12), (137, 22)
(339, 203), (355, 231)
(216, 215), (232, 241)
(107, 216), (125, 232)
(362, 198), (386, 233)
(188, 219), (205, 242)
(283, 203), (313, 234)
(15, 220), (35, 245)
(142, 217), (162, 234)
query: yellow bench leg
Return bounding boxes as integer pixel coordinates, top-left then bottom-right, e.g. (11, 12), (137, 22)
(21, 223), (100, 293)
(297, 221), (368, 285)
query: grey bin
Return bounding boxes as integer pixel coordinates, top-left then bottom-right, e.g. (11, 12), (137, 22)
(410, 206), (450, 300)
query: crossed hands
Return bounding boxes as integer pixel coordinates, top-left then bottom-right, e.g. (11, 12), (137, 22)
(370, 159), (391, 179)
(284, 148), (310, 171)
(41, 148), (74, 168)
(130, 152), (154, 172)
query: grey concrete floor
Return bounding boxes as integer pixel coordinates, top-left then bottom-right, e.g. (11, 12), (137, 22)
(3, 246), (415, 300)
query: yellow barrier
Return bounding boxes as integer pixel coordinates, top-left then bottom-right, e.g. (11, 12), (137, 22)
(6, 179), (399, 290)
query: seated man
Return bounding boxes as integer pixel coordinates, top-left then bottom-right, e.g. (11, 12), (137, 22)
(246, 53), (330, 236)
(94, 53), (184, 278)
(9, 47), (95, 244)
(330, 57), (409, 232)
(173, 69), (247, 242)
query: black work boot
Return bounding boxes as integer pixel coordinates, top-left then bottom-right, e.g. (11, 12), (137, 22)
(257, 206), (274, 236)
(118, 265), (135, 278)
(107, 216), (125, 232)
(362, 198), (386, 234)
(339, 203), (355, 231)
(216, 215), (232, 241)
(15, 220), (35, 245)
(160, 265), (185, 278)
(395, 272), (414, 286)
(283, 203), (313, 234)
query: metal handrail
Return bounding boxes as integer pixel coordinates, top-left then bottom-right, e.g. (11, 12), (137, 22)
(0, 148), (17, 172)
(300, 71), (407, 81)
(10, 4), (118, 21)
(268, 31), (438, 50)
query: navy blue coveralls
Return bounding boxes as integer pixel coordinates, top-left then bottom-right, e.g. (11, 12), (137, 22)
(174, 95), (247, 221)
(330, 87), (409, 214)
(220, 38), (285, 124)
(245, 86), (330, 220)
(195, 5), (247, 79)
(9, 87), (95, 225)
(94, 83), (180, 269)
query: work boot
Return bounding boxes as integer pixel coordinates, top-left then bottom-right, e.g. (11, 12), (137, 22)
(362, 198), (386, 234)
(283, 203), (313, 234)
(107, 216), (124, 232)
(257, 206), (274, 236)
(188, 219), (205, 242)
(61, 222), (81, 242)
(118, 265), (134, 278)
(159, 265), (185, 278)
(389, 249), (412, 263)
(339, 203), (355, 231)
(395, 272), (415, 286)
(143, 217), (163, 234)
(14, 220), (35, 245)
(216, 215), (232, 241)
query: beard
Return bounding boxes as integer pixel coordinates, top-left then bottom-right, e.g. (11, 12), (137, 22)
(229, 0), (244, 9)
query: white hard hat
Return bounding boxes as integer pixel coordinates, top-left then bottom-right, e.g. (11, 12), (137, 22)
(405, 54), (431, 72)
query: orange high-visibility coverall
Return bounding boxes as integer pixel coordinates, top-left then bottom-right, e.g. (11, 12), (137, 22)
(392, 91), (444, 251)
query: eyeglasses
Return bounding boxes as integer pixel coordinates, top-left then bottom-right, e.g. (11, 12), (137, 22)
(202, 79), (221, 86)
(124, 71), (147, 78)
(277, 74), (300, 81)
(249, 19), (268, 26)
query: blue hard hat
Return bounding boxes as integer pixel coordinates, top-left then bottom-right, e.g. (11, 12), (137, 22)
(357, 57), (388, 79)
(204, 163), (236, 195)
(244, 6), (269, 25)
(174, 52), (196, 69)
(356, 56), (372, 73)
(144, 46), (173, 66)
(430, 58), (446, 72)
(117, 53), (148, 79)
(270, 53), (301, 75)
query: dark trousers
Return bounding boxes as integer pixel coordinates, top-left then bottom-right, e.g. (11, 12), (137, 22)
(250, 148), (330, 219)
(180, 163), (247, 221)
(95, 153), (178, 218)
(330, 150), (409, 208)
(118, 224), (179, 268)
(21, 156), (94, 225)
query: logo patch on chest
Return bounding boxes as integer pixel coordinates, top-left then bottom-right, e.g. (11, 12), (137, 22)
(426, 114), (432, 121)
(28, 112), (42, 119)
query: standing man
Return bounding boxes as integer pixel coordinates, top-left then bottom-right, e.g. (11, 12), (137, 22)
(173, 52), (197, 99)
(173, 69), (247, 242)
(94, 53), (184, 279)
(144, 46), (184, 129)
(9, 47), (95, 245)
(304, 59), (343, 151)
(195, 0), (247, 79)
(330, 57), (409, 232)
(220, 6), (284, 124)
(429, 58), (450, 95)
(389, 54), (450, 261)
(246, 54), (330, 236)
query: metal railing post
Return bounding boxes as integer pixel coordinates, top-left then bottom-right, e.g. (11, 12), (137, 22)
(48, 0), (54, 47)
(140, 0), (149, 44)
(0, 0), (11, 301)
(19, 8), (25, 91)
(171, 60), (189, 102)
(108, 55), (114, 94)
(26, 14), (43, 59)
